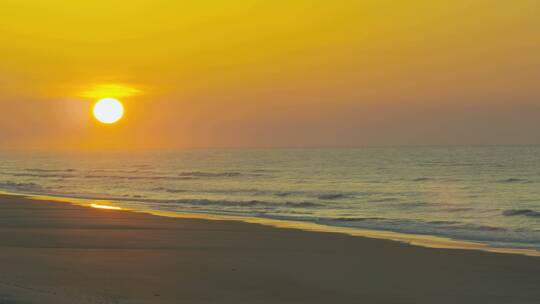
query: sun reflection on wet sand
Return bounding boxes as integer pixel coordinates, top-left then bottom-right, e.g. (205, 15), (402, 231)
(90, 203), (122, 210)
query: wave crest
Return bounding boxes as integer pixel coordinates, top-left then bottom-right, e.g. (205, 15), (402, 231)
(502, 209), (540, 217)
(172, 199), (322, 208)
(178, 171), (242, 178)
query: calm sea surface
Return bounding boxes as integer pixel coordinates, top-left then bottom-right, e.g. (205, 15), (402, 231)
(1, 147), (539, 250)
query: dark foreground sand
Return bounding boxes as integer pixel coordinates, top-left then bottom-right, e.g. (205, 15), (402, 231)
(0, 194), (539, 304)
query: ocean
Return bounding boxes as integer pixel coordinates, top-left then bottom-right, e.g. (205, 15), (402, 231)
(1, 146), (539, 250)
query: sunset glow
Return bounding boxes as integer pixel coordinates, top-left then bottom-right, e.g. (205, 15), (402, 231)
(0, 2), (539, 302)
(0, 1), (539, 150)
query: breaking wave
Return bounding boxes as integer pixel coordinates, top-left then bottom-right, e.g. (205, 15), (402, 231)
(171, 199), (323, 208)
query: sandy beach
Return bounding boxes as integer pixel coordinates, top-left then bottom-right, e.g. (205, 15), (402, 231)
(0, 194), (539, 304)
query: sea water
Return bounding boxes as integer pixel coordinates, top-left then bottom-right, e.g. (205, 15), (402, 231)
(1, 146), (539, 250)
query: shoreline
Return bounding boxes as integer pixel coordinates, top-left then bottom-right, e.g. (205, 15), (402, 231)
(1, 193), (540, 303)
(17, 191), (540, 257)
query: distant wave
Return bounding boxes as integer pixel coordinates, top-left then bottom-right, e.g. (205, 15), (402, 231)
(400, 202), (429, 208)
(151, 187), (187, 193)
(412, 177), (433, 182)
(274, 191), (348, 199)
(427, 220), (460, 225)
(132, 164), (151, 168)
(411, 177), (464, 182)
(0, 181), (42, 192)
(25, 168), (76, 173)
(5, 170), (257, 181)
(442, 207), (474, 212)
(330, 217), (383, 222)
(10, 172), (76, 178)
(275, 192), (293, 197)
(317, 193), (348, 200)
(502, 209), (540, 217)
(370, 197), (399, 203)
(178, 171), (242, 178)
(83, 174), (195, 181)
(83, 171), (255, 180)
(497, 178), (530, 183)
(88, 169), (154, 174)
(129, 194), (146, 198)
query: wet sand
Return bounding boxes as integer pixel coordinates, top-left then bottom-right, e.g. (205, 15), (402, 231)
(0, 194), (539, 303)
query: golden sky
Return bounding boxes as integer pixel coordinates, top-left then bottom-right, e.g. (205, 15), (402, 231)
(1, 1), (539, 150)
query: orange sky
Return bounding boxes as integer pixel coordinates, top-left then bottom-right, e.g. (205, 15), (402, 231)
(1, 1), (539, 150)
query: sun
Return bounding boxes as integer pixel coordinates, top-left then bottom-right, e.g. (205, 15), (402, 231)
(93, 98), (124, 124)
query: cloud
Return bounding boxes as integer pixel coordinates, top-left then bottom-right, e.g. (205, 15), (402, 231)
(80, 84), (143, 99)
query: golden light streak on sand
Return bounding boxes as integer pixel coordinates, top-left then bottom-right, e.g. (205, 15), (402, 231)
(89, 203), (122, 210)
